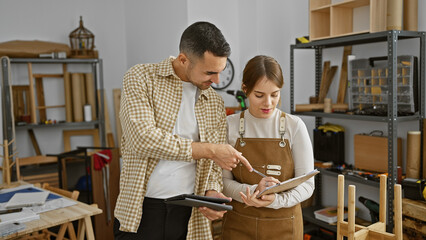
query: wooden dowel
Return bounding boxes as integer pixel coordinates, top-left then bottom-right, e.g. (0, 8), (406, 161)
(348, 185), (356, 240)
(379, 174), (387, 223)
(394, 184), (402, 240)
(337, 174), (344, 240)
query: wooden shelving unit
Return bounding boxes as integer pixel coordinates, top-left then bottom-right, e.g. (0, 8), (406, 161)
(309, 0), (387, 41)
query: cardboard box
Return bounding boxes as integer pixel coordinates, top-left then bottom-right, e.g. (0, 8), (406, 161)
(354, 134), (402, 173)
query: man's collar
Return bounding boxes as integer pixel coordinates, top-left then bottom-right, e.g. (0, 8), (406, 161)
(157, 56), (177, 77)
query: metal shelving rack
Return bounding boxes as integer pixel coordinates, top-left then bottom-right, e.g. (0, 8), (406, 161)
(290, 30), (425, 231)
(1, 58), (106, 159)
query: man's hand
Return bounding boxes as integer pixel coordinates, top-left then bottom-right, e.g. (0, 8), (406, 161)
(192, 142), (252, 171)
(240, 186), (276, 208)
(198, 190), (231, 221)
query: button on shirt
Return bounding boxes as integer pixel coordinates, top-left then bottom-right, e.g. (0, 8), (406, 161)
(114, 57), (227, 240)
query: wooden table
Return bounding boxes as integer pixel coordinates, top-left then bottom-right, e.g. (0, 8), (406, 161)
(0, 181), (102, 240)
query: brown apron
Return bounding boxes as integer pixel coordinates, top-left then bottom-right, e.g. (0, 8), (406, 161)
(222, 111), (303, 240)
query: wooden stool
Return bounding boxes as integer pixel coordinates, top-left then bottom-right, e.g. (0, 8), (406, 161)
(337, 174), (402, 240)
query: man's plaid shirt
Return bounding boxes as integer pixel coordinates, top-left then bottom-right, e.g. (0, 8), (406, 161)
(114, 57), (226, 239)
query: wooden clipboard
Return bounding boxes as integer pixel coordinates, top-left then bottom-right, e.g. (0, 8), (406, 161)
(257, 169), (319, 197)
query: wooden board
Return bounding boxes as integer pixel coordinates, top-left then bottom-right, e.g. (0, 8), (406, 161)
(91, 148), (120, 240)
(71, 73), (84, 122)
(27, 63), (37, 123)
(35, 77), (46, 123)
(354, 134), (402, 173)
(337, 46), (352, 103)
(318, 65), (338, 103)
(402, 198), (426, 222)
(113, 88), (122, 149)
(12, 85), (30, 122)
(63, 66), (73, 122)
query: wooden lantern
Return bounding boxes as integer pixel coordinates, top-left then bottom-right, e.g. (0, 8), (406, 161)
(69, 16), (97, 58)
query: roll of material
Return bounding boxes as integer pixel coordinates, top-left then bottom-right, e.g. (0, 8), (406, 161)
(387, 0), (403, 30)
(84, 104), (92, 122)
(403, 0), (418, 31)
(85, 73), (97, 121)
(71, 73), (83, 122)
(406, 131), (421, 178)
(324, 98), (332, 113)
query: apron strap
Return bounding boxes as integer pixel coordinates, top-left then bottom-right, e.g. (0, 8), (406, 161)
(238, 111), (246, 146)
(279, 112), (286, 147)
(239, 111), (287, 148)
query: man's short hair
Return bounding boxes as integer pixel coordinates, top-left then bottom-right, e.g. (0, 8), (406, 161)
(179, 21), (231, 59)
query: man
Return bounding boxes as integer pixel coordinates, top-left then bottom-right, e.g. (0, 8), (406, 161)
(114, 21), (252, 240)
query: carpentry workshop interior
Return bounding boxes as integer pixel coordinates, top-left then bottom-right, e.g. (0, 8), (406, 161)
(0, 1), (425, 239)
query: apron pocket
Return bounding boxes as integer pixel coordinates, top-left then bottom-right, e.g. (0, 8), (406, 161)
(222, 210), (295, 240)
(257, 216), (295, 240)
(222, 211), (257, 240)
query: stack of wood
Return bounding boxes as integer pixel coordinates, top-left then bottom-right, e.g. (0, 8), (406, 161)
(295, 46), (352, 113)
(402, 198), (426, 239)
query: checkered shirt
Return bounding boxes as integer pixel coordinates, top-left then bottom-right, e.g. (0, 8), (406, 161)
(114, 57), (226, 239)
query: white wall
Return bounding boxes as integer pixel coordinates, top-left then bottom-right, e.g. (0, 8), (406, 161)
(0, 0), (128, 182)
(1, 0), (426, 222)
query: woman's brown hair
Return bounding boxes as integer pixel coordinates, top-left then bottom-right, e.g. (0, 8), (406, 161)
(242, 55), (283, 95)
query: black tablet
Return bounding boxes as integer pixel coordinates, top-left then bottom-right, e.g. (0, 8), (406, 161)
(164, 194), (232, 211)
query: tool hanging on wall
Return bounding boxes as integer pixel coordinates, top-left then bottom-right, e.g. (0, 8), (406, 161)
(226, 90), (247, 111)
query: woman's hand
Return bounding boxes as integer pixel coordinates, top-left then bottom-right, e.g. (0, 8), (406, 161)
(255, 176), (280, 193)
(240, 186), (276, 208)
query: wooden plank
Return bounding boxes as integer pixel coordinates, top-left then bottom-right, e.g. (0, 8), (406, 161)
(36, 105), (66, 109)
(368, 230), (397, 240)
(27, 63), (37, 123)
(403, 216), (426, 234)
(35, 77), (47, 123)
(320, 65), (338, 103)
(32, 74), (63, 78)
(295, 103), (348, 112)
(337, 46), (352, 103)
(318, 61), (330, 103)
(64, 66), (73, 122)
(12, 85), (30, 122)
(402, 198), (426, 222)
(28, 129), (42, 155)
(113, 88), (122, 149)
(71, 73), (84, 122)
(98, 90), (112, 134)
(19, 155), (57, 165)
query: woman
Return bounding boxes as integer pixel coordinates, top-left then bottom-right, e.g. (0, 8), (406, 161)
(222, 55), (314, 240)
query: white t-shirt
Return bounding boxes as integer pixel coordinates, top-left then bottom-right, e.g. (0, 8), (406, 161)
(224, 108), (315, 209)
(146, 82), (199, 198)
